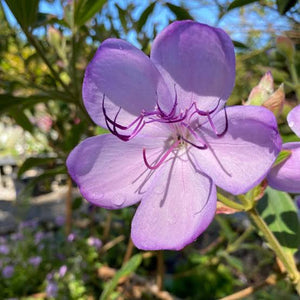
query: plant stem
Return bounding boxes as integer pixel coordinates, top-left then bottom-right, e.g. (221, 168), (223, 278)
(122, 238), (134, 266)
(247, 208), (300, 294)
(289, 63), (300, 102)
(156, 251), (164, 291)
(65, 176), (72, 235)
(24, 30), (73, 99)
(217, 193), (244, 211)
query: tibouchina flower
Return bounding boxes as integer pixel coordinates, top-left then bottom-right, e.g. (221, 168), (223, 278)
(268, 105), (300, 193)
(67, 21), (281, 250)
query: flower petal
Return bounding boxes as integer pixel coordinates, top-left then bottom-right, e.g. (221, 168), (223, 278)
(151, 20), (235, 113)
(267, 143), (300, 193)
(83, 38), (172, 128)
(66, 131), (166, 209)
(190, 106), (281, 195)
(131, 152), (217, 250)
(287, 105), (300, 137)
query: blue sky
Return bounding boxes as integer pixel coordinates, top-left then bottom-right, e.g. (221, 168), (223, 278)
(2, 0), (297, 49)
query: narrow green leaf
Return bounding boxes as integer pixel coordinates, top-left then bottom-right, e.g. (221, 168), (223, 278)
(18, 156), (58, 177)
(74, 0), (107, 27)
(0, 93), (73, 113)
(10, 109), (34, 133)
(166, 3), (193, 20)
(227, 0), (258, 11)
(219, 252), (244, 272)
(5, 0), (39, 30)
(137, 2), (156, 32)
(276, 0), (297, 15)
(232, 40), (249, 49)
(17, 165), (67, 201)
(115, 4), (128, 33)
(100, 254), (143, 300)
(256, 187), (300, 254)
(273, 149), (292, 167)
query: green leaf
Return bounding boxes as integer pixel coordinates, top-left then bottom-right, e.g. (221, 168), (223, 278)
(72, 197), (83, 210)
(18, 156), (58, 177)
(17, 165), (67, 201)
(0, 93), (74, 113)
(257, 187), (300, 254)
(227, 0), (258, 11)
(219, 252), (244, 272)
(74, 0), (107, 27)
(166, 3), (193, 20)
(276, 0), (297, 15)
(9, 109), (34, 133)
(5, 0), (39, 30)
(215, 215), (237, 242)
(232, 40), (249, 49)
(273, 149), (292, 167)
(137, 2), (156, 32)
(115, 4), (128, 33)
(100, 254), (143, 300)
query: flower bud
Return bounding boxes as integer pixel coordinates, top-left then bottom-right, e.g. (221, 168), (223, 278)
(262, 84), (285, 117)
(47, 27), (61, 48)
(247, 72), (274, 106)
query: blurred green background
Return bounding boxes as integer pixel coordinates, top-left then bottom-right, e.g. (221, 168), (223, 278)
(0, 0), (299, 299)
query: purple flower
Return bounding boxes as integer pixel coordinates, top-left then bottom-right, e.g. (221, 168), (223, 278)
(19, 219), (38, 230)
(67, 233), (76, 242)
(87, 237), (102, 250)
(34, 231), (45, 244)
(67, 21), (281, 250)
(0, 244), (9, 255)
(29, 256), (42, 267)
(55, 215), (65, 226)
(46, 280), (58, 298)
(2, 265), (14, 278)
(268, 105), (300, 193)
(58, 265), (67, 277)
(11, 232), (23, 241)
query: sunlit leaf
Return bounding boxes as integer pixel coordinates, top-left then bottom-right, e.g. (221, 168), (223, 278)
(166, 3), (193, 20)
(232, 40), (249, 49)
(115, 4), (128, 33)
(100, 254), (143, 300)
(137, 2), (156, 32)
(257, 187), (300, 254)
(74, 0), (107, 27)
(227, 0), (258, 11)
(276, 0), (297, 15)
(5, 0), (39, 30)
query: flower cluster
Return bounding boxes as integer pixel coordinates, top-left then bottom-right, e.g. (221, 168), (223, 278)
(67, 21), (281, 250)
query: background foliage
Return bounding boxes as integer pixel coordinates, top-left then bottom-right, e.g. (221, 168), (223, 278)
(0, 0), (299, 299)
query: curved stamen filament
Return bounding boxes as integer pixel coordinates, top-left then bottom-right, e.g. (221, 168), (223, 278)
(102, 95), (146, 141)
(181, 122), (207, 149)
(206, 106), (228, 137)
(195, 97), (222, 116)
(143, 139), (180, 170)
(157, 84), (178, 119)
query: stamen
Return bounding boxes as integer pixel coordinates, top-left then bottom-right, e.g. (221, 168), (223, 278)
(143, 139), (180, 170)
(181, 122), (207, 149)
(206, 106), (228, 137)
(195, 97), (222, 116)
(156, 84), (178, 119)
(102, 94), (146, 141)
